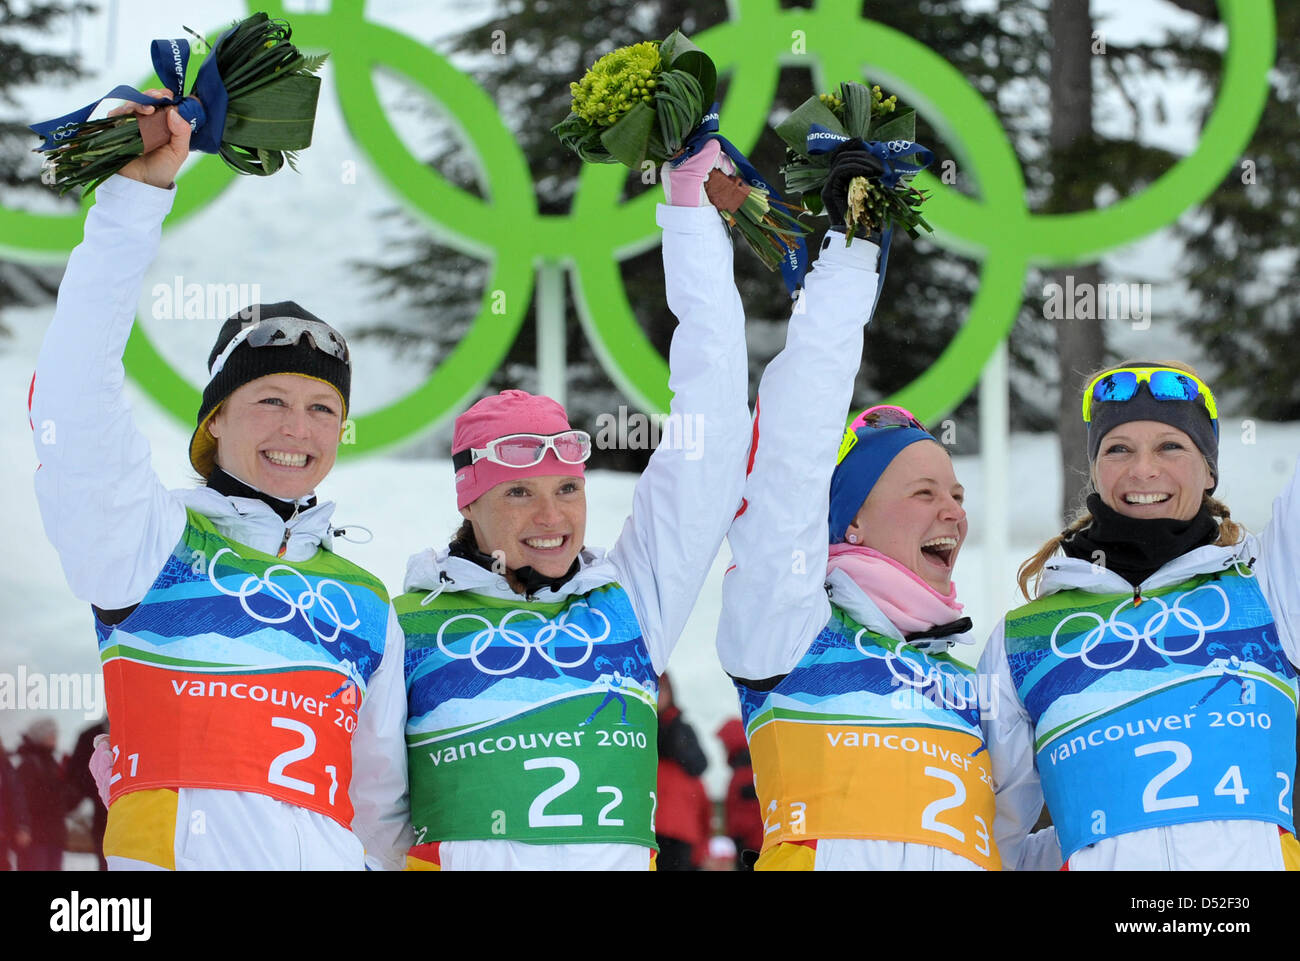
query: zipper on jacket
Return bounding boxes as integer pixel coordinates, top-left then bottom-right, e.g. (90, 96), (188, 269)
(1132, 585), (1142, 608)
(277, 503), (301, 558)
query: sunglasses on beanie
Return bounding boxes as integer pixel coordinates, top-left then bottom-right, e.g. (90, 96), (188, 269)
(452, 430), (593, 470)
(1082, 367), (1218, 424)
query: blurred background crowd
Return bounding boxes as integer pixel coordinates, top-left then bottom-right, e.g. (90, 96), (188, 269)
(0, 718), (105, 871)
(0, 676), (758, 871)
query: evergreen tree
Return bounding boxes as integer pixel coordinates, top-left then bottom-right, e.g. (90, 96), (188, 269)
(352, 0), (1063, 469)
(1163, 2), (1300, 419)
(0, 0), (91, 338)
(351, 0), (1203, 471)
(983, 0), (1231, 519)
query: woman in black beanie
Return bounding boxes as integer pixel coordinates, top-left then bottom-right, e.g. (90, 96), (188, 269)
(982, 360), (1300, 870)
(31, 92), (409, 870)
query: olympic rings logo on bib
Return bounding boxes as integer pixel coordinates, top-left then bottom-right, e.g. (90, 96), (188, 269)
(853, 629), (976, 711)
(436, 602), (612, 676)
(208, 547), (362, 643)
(1049, 583), (1231, 671)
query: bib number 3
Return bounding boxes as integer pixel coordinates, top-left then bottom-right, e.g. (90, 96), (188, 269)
(921, 766), (992, 858)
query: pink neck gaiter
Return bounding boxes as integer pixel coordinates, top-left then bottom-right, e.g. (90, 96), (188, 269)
(826, 543), (963, 635)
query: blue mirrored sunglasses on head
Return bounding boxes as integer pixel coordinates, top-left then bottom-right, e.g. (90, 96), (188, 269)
(1082, 366), (1218, 423)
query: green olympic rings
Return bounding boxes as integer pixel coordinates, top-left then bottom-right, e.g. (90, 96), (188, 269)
(0, 0), (1274, 448)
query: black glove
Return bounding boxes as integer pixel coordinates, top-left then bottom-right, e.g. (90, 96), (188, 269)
(820, 143), (885, 233)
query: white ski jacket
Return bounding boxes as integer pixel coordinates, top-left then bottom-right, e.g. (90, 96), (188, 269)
(31, 175), (410, 870)
(712, 232), (993, 870)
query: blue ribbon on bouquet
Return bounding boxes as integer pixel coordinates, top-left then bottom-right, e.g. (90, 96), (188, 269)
(30, 31), (233, 155)
(805, 124), (934, 314)
(673, 103), (809, 297)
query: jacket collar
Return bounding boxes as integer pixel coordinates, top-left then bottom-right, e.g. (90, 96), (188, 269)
(825, 567), (972, 653)
(177, 486), (337, 559)
(1038, 540), (1250, 597)
(404, 544), (618, 603)
(206, 466), (316, 523)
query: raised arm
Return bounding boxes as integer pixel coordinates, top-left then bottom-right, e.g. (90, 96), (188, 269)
(714, 231), (879, 682)
(31, 101), (191, 609)
(1254, 455), (1300, 666)
(608, 193), (753, 674)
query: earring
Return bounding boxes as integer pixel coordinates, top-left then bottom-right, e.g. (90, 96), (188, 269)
(847, 534), (859, 544)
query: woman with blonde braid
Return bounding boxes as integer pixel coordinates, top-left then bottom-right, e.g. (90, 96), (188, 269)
(981, 361), (1300, 870)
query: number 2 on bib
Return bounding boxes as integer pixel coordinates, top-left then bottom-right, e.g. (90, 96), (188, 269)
(921, 766), (967, 841)
(522, 756), (638, 831)
(268, 717), (318, 797)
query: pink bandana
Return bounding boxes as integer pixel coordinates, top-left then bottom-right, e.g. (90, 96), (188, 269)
(826, 543), (963, 635)
(452, 390), (583, 509)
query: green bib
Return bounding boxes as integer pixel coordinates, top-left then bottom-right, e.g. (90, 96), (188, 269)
(398, 583), (659, 848)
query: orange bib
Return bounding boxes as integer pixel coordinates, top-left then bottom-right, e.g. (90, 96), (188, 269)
(750, 720), (999, 869)
(104, 658), (359, 826)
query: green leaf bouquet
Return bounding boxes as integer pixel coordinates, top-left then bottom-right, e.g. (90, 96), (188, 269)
(776, 81), (933, 241)
(32, 12), (326, 195)
(553, 30), (808, 284)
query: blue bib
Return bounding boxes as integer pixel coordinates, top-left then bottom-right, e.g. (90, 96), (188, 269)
(1004, 568), (1298, 859)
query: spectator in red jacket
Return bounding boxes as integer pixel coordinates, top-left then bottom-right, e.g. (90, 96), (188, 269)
(655, 674), (712, 870)
(0, 738), (16, 870)
(717, 718), (763, 869)
(13, 717), (77, 871)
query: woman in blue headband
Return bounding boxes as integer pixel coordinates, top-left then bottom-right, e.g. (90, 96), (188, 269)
(982, 360), (1300, 869)
(714, 151), (999, 870)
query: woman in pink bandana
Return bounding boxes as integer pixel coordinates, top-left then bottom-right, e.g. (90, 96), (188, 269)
(717, 198), (997, 869)
(393, 142), (758, 871)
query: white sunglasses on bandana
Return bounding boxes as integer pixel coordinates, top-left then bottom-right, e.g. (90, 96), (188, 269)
(452, 430), (593, 470)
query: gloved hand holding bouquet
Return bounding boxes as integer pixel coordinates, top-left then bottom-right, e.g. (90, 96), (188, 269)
(32, 11), (326, 195)
(776, 81), (933, 245)
(553, 30), (809, 294)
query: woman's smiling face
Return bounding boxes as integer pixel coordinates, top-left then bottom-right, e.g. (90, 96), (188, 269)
(1093, 420), (1214, 521)
(207, 373), (343, 499)
(459, 474), (587, 579)
(845, 440), (967, 595)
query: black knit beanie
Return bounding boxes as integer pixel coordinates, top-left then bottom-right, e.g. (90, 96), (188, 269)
(188, 301), (351, 477)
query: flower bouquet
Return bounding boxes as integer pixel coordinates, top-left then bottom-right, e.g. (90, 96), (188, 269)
(553, 30), (808, 292)
(775, 81), (933, 244)
(32, 12), (326, 195)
